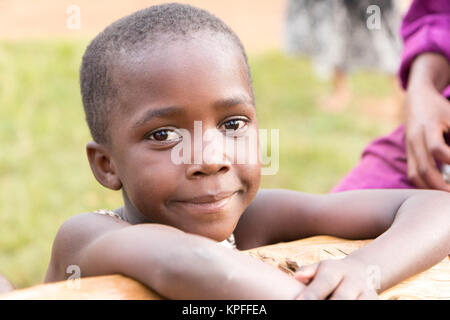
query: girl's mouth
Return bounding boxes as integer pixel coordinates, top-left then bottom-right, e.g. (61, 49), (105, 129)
(171, 191), (238, 214)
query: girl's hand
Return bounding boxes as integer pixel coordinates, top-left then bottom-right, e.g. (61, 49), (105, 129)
(294, 257), (379, 300)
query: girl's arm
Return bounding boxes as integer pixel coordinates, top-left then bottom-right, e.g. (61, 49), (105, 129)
(45, 213), (305, 299)
(339, 190), (450, 292)
(241, 189), (450, 299)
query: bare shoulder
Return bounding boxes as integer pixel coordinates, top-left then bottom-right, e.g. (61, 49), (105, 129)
(44, 212), (130, 282)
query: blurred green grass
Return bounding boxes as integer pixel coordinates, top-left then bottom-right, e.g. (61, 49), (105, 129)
(0, 40), (399, 288)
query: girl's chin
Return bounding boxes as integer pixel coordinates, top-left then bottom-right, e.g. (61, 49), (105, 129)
(179, 220), (238, 242)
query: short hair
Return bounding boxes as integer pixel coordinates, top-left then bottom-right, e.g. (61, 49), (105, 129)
(80, 3), (252, 144)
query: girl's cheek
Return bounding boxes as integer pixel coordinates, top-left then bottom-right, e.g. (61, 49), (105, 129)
(240, 164), (261, 194)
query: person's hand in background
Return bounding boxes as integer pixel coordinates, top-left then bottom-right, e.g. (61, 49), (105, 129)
(405, 53), (450, 191)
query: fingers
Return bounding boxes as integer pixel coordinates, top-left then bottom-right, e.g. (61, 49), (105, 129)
(407, 128), (450, 191)
(406, 140), (427, 189)
(404, 86), (450, 191)
(328, 280), (361, 300)
(417, 133), (450, 191)
(294, 260), (380, 300)
(426, 128), (450, 165)
(294, 264), (318, 285)
(295, 265), (342, 300)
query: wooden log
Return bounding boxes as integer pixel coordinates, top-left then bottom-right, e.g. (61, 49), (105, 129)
(0, 274), (161, 300)
(245, 236), (450, 300)
(1, 236), (448, 300)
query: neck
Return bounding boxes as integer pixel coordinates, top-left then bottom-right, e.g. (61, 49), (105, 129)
(120, 190), (152, 224)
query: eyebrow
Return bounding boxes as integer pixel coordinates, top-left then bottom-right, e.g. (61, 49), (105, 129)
(213, 95), (254, 110)
(132, 106), (183, 128)
(132, 95), (254, 128)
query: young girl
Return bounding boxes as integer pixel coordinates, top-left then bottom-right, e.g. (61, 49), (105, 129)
(44, 3), (450, 300)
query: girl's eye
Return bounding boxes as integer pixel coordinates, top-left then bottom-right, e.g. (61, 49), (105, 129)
(222, 119), (248, 132)
(147, 129), (181, 142)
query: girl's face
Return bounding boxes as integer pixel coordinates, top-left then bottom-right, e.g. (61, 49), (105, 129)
(106, 36), (261, 241)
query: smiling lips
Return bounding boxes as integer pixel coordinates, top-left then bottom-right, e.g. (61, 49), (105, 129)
(172, 191), (238, 214)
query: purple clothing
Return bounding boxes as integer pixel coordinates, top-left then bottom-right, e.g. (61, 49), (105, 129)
(332, 0), (450, 192)
(331, 125), (414, 192)
(398, 0), (450, 96)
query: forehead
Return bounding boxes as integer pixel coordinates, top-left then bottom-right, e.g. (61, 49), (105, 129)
(112, 35), (253, 118)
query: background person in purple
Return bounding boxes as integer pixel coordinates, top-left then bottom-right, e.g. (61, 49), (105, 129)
(332, 0), (450, 193)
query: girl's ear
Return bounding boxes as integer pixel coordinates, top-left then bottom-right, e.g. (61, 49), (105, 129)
(86, 141), (122, 190)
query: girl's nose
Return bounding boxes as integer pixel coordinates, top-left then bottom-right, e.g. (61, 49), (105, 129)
(186, 131), (232, 178)
(186, 160), (230, 178)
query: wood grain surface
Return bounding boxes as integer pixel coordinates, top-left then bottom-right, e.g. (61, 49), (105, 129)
(1, 236), (448, 300)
